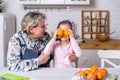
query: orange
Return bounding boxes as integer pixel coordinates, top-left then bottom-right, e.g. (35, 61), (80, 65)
(76, 71), (86, 76)
(90, 65), (98, 70)
(96, 70), (104, 80)
(87, 70), (97, 80)
(64, 30), (70, 37)
(93, 72), (97, 80)
(57, 29), (64, 37)
(90, 65), (99, 73)
(84, 69), (91, 76)
(87, 72), (95, 80)
(100, 68), (108, 75)
(87, 72), (92, 79)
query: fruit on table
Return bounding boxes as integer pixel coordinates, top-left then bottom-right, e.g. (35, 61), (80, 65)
(99, 68), (108, 75)
(76, 71), (86, 76)
(90, 65), (99, 73)
(75, 65), (108, 80)
(97, 70), (104, 80)
(87, 71), (97, 80)
(84, 69), (91, 76)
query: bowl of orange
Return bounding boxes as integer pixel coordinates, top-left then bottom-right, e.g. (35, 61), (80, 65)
(73, 65), (109, 80)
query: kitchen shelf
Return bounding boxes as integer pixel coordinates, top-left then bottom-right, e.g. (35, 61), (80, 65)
(81, 10), (109, 40)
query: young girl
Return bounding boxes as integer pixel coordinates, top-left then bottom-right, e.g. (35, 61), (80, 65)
(44, 20), (82, 68)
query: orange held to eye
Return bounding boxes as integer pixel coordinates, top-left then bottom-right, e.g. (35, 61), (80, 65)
(57, 29), (64, 37)
(64, 30), (70, 37)
(57, 29), (70, 37)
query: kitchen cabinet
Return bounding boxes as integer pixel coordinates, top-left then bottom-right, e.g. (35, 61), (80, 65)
(18, 0), (90, 5)
(65, 0), (90, 5)
(41, 0), (64, 4)
(18, 0), (90, 9)
(18, 0), (40, 4)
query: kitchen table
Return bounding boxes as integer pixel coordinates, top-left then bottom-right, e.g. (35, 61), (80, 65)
(0, 68), (120, 80)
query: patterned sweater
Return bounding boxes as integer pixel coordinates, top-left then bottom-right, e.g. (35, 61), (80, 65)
(7, 30), (51, 71)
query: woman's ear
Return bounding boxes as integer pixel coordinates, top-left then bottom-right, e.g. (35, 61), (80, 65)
(29, 26), (34, 34)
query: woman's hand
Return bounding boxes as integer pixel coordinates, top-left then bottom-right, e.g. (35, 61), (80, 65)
(38, 52), (50, 65)
(69, 52), (78, 62)
(53, 30), (58, 39)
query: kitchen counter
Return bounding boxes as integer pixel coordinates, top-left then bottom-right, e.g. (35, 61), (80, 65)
(79, 39), (120, 50)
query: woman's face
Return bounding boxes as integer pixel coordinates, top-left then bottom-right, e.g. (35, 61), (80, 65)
(30, 19), (47, 39)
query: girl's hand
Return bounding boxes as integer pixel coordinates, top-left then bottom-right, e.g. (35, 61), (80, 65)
(69, 53), (78, 62)
(53, 30), (58, 39)
(69, 29), (74, 38)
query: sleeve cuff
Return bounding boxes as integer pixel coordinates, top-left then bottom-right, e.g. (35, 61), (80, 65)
(31, 58), (39, 70)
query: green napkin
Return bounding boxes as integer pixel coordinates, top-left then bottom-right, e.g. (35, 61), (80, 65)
(0, 73), (29, 80)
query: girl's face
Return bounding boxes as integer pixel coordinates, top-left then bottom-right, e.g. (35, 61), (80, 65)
(59, 24), (70, 42)
(59, 24), (70, 30)
(30, 19), (47, 39)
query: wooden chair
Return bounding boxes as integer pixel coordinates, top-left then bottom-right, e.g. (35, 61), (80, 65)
(98, 50), (120, 68)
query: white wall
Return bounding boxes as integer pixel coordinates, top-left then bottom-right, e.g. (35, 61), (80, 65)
(2, 0), (120, 39)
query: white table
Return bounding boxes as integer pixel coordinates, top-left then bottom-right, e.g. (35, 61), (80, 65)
(0, 68), (120, 80)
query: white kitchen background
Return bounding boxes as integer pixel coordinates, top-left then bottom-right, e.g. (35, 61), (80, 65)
(2, 0), (120, 39)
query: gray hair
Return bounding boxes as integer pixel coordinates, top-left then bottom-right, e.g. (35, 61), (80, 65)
(21, 12), (46, 34)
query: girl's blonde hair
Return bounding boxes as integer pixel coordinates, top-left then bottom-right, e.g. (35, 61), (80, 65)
(21, 12), (46, 34)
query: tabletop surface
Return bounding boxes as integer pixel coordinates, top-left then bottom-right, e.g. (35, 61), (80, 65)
(0, 68), (120, 80)
(79, 39), (120, 50)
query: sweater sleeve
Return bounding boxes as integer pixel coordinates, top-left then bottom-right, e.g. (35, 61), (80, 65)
(43, 38), (56, 55)
(70, 38), (82, 57)
(7, 38), (39, 72)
